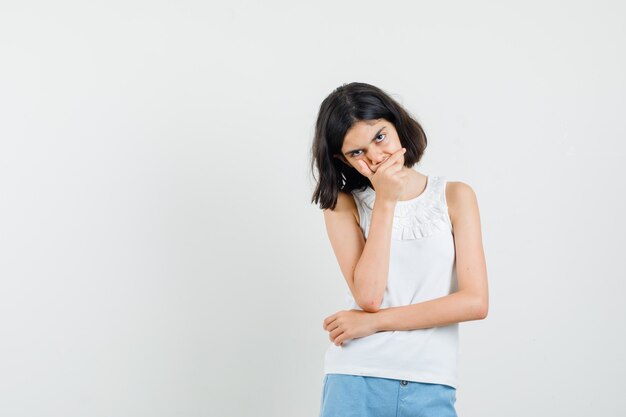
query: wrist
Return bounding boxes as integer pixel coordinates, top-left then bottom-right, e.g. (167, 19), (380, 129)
(372, 308), (388, 332)
(373, 198), (396, 212)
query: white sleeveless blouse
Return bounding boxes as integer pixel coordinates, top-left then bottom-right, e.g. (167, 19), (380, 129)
(323, 173), (460, 389)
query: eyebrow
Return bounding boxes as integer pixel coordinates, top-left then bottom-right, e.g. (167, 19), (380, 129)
(343, 126), (386, 156)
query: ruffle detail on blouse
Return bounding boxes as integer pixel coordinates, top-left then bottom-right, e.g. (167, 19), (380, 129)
(352, 175), (450, 240)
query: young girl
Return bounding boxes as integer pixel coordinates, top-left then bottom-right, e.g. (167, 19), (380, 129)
(310, 82), (489, 417)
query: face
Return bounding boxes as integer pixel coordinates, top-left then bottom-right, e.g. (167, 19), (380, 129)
(335, 118), (404, 173)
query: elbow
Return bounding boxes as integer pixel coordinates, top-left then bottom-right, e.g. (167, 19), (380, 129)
(359, 298), (382, 313)
(353, 271), (383, 313)
(475, 298), (489, 320)
(464, 289), (488, 320)
(355, 289), (382, 313)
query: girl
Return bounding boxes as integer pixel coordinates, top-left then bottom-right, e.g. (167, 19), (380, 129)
(309, 82), (489, 417)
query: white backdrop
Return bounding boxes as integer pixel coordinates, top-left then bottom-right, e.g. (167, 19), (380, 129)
(1, 1), (625, 416)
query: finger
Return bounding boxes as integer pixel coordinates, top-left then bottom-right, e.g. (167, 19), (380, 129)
(387, 156), (405, 175)
(377, 147), (406, 172)
(330, 328), (344, 343)
(327, 322), (340, 333)
(371, 157), (389, 173)
(323, 316), (337, 331)
(384, 152), (406, 175)
(393, 149), (407, 170)
(329, 330), (342, 344)
(330, 327), (343, 339)
(356, 160), (374, 178)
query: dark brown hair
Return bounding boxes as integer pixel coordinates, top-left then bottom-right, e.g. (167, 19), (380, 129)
(309, 82), (428, 210)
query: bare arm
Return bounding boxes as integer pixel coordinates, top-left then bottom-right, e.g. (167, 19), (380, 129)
(323, 193), (396, 312)
(324, 148), (408, 313)
(372, 181), (490, 330)
(353, 198), (396, 312)
(373, 291), (485, 331)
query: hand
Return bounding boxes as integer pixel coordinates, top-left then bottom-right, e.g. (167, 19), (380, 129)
(354, 147), (408, 203)
(322, 309), (379, 346)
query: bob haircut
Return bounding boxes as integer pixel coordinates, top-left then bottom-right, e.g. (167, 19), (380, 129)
(310, 82), (428, 210)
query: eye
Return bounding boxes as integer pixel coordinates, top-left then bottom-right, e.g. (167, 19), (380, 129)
(349, 134), (386, 157)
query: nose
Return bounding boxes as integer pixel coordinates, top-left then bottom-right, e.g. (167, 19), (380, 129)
(369, 152), (388, 165)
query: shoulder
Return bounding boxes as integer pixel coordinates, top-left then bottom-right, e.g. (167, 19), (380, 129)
(323, 190), (360, 224)
(445, 180), (479, 222)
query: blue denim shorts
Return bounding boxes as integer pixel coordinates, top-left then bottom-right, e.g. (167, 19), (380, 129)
(319, 374), (457, 417)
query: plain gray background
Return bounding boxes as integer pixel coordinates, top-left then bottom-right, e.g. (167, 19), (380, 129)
(1, 1), (625, 416)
